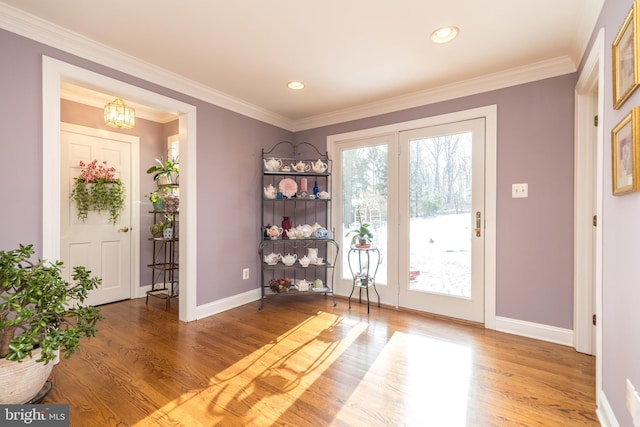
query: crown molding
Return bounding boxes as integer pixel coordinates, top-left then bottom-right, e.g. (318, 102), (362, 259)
(0, 3), (295, 130)
(291, 56), (577, 132)
(2, 3), (578, 133)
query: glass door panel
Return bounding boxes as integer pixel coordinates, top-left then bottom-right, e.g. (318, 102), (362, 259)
(340, 144), (388, 286)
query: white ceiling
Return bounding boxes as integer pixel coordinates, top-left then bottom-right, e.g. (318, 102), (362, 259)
(1, 1), (604, 128)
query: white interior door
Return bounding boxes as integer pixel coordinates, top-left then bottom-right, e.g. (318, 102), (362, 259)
(60, 123), (135, 306)
(398, 118), (485, 322)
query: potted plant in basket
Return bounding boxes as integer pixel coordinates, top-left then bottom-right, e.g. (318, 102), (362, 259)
(70, 159), (125, 224)
(345, 222), (374, 248)
(0, 244), (103, 403)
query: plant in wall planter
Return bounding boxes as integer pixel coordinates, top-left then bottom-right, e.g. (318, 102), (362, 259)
(147, 156), (179, 185)
(70, 160), (125, 224)
(0, 244), (103, 403)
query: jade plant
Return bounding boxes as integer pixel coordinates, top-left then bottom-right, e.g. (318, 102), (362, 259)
(70, 160), (125, 224)
(0, 244), (103, 364)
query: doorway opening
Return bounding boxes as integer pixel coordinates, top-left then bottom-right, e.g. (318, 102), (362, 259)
(42, 56), (198, 322)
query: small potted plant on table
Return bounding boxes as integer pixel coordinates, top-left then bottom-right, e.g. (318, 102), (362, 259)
(346, 222), (374, 248)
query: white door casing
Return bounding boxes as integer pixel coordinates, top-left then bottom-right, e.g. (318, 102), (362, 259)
(61, 123), (137, 306)
(42, 56), (199, 322)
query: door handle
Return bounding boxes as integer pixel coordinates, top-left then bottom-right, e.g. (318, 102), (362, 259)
(474, 212), (481, 237)
(118, 226), (130, 233)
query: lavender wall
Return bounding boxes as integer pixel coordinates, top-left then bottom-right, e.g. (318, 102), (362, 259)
(1, 25), (577, 329)
(583, 0), (640, 424)
(0, 29), (292, 306)
(296, 74), (577, 329)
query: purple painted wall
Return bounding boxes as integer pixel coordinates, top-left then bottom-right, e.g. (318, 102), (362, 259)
(0, 29), (292, 306)
(583, 0), (640, 424)
(296, 74), (577, 329)
(1, 26), (577, 329)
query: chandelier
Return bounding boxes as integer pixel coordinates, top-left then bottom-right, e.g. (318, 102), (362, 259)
(104, 98), (135, 129)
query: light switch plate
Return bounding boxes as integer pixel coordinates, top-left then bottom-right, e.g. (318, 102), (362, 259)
(512, 183), (528, 198)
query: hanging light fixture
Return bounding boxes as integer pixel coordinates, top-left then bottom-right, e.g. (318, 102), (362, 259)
(104, 98), (135, 129)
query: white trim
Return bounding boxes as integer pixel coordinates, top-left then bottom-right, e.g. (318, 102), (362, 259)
(597, 389), (621, 427)
(42, 56), (198, 322)
(59, 122), (141, 301)
(196, 288), (262, 320)
(574, 27), (605, 394)
(327, 105), (497, 328)
(495, 316), (574, 347)
(3, 3), (573, 132)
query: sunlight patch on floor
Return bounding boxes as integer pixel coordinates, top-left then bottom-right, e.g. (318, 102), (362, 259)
(135, 311), (368, 426)
(334, 331), (472, 426)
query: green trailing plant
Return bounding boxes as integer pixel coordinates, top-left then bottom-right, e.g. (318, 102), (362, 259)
(0, 244), (103, 364)
(146, 156), (179, 183)
(345, 222), (374, 247)
(70, 160), (126, 224)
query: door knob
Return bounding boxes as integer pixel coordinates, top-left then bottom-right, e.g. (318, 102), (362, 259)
(118, 226), (130, 233)
(474, 212), (481, 237)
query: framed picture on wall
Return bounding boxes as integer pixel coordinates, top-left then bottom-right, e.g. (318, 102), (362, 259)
(613, 1), (640, 109)
(612, 107), (640, 195)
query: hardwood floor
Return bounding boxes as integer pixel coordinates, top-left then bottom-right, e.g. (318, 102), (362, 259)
(43, 296), (598, 426)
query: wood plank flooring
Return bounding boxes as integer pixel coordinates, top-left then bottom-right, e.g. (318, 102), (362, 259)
(43, 296), (598, 426)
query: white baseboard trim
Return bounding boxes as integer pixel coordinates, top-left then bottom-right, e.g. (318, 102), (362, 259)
(135, 284), (152, 299)
(495, 316), (574, 347)
(195, 288), (261, 320)
(597, 389), (620, 427)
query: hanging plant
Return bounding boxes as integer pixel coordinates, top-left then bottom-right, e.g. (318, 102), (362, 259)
(70, 160), (126, 224)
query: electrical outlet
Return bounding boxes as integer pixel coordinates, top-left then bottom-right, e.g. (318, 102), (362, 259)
(242, 268), (250, 280)
(512, 183), (528, 198)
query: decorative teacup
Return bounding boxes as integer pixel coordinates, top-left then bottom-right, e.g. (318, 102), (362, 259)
(264, 252), (281, 265)
(297, 279), (310, 291)
(266, 225), (283, 239)
(281, 253), (297, 266)
(317, 191), (330, 199)
(311, 159), (328, 173)
(299, 255), (311, 267)
(290, 161), (309, 172)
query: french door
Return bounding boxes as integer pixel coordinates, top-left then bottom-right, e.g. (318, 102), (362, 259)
(398, 118), (485, 322)
(333, 115), (488, 323)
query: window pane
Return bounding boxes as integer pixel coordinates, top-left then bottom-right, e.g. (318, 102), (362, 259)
(341, 145), (388, 284)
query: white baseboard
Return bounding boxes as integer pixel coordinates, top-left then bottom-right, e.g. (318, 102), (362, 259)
(195, 288), (261, 320)
(495, 316), (574, 346)
(135, 284), (153, 299)
(597, 389), (620, 427)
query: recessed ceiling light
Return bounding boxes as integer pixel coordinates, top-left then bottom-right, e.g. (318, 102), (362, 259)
(287, 81), (305, 90)
(431, 26), (459, 44)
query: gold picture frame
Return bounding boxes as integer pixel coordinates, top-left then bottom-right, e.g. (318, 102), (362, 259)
(613, 1), (640, 109)
(612, 107), (640, 195)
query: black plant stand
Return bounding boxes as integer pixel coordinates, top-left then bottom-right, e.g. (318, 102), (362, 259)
(347, 246), (381, 313)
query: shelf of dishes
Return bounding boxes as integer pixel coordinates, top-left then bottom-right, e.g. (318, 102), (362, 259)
(264, 223), (331, 240)
(266, 277), (331, 293)
(263, 179), (329, 200)
(264, 158), (330, 174)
